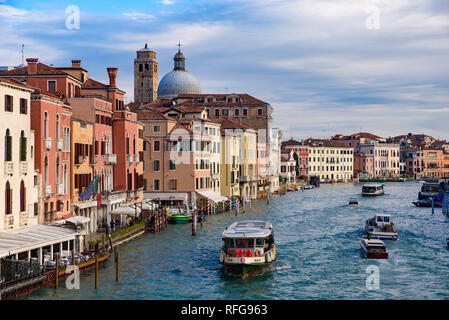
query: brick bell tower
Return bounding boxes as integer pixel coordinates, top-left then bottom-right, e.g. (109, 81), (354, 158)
(134, 43), (158, 104)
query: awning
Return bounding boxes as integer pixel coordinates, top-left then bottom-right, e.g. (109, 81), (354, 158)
(0, 225), (79, 258)
(53, 216), (91, 226)
(111, 205), (142, 216)
(143, 192), (188, 202)
(130, 201), (154, 210)
(196, 190), (228, 203)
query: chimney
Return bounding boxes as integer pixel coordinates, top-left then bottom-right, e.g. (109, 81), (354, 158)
(26, 58), (38, 74)
(107, 67), (118, 88)
(72, 60), (81, 68)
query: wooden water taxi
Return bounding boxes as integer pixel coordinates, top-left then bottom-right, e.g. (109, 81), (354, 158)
(219, 221), (276, 277)
(365, 214), (398, 240)
(362, 183), (384, 196)
(360, 238), (388, 259)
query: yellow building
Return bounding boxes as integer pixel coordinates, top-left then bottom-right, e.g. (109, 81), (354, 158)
(70, 120), (96, 240)
(304, 139), (354, 182)
(220, 125), (240, 198)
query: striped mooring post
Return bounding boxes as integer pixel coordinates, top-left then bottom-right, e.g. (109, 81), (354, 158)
(249, 197), (252, 209)
(207, 200), (210, 215)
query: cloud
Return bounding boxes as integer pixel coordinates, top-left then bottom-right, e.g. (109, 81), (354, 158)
(123, 12), (155, 21)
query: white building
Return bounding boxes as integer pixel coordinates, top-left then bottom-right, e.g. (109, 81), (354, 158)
(280, 150), (296, 185)
(0, 79), (39, 230)
(268, 128), (282, 193)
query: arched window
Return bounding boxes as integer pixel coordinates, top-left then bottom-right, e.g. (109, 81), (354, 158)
(56, 156), (60, 186)
(139, 64), (143, 72)
(20, 130), (27, 161)
(5, 129), (12, 161)
(63, 164), (67, 194)
(145, 64), (149, 72)
(20, 180), (26, 212)
(44, 112), (49, 138)
(56, 114), (60, 141)
(133, 135), (136, 154)
(5, 181), (12, 215)
(44, 156), (49, 188)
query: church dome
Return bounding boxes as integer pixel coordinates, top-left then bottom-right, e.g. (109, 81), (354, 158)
(157, 49), (201, 98)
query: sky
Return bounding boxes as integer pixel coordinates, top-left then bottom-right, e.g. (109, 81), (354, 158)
(1, 0), (448, 141)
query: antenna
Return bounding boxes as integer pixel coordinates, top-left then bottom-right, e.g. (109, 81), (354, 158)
(21, 44), (24, 66)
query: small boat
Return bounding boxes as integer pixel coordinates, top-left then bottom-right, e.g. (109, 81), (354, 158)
(365, 214), (398, 240)
(303, 185), (314, 190)
(360, 238), (388, 259)
(362, 183), (384, 196)
(348, 198), (359, 206)
(219, 221), (276, 277)
(168, 214), (192, 224)
(412, 199), (442, 208)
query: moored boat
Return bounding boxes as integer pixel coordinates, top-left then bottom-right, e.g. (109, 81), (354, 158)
(219, 221), (276, 277)
(303, 185), (314, 190)
(362, 183), (384, 196)
(360, 238), (388, 259)
(365, 214), (398, 240)
(167, 213), (192, 224)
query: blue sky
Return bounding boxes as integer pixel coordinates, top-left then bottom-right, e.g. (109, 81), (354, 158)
(1, 0), (448, 140)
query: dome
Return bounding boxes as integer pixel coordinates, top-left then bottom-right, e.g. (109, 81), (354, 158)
(157, 49), (201, 98)
(157, 70), (201, 98)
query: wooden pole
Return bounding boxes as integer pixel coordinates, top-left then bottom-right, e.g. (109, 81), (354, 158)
(95, 256), (98, 289)
(71, 250), (75, 266)
(115, 250), (119, 282)
(55, 253), (59, 289)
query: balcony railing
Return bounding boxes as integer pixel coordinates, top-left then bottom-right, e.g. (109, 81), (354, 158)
(44, 137), (52, 150)
(20, 211), (28, 226)
(20, 161), (28, 174)
(5, 161), (14, 175)
(4, 215), (14, 228)
(134, 154), (140, 164)
(104, 154), (117, 165)
(127, 154), (133, 164)
(57, 138), (63, 150)
(45, 185), (52, 197)
(57, 184), (64, 195)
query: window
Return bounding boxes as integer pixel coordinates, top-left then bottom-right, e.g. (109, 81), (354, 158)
(153, 125), (160, 132)
(20, 98), (27, 114)
(215, 109), (219, 117)
(56, 114), (60, 141)
(20, 180), (26, 212)
(47, 80), (57, 92)
(20, 131), (27, 161)
(139, 64), (143, 72)
(154, 140), (160, 152)
(145, 64), (149, 72)
(5, 181), (12, 215)
(4, 95), (13, 112)
(169, 160), (176, 170)
(153, 179), (160, 191)
(153, 160), (160, 172)
(5, 129), (12, 161)
(44, 112), (49, 138)
(258, 108), (263, 117)
(169, 179), (177, 190)
(223, 109), (228, 116)
(243, 109), (248, 117)
(234, 109), (239, 117)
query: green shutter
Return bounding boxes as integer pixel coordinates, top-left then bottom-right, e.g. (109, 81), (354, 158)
(21, 137), (27, 161)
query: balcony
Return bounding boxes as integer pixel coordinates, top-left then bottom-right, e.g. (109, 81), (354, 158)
(5, 161), (14, 175)
(57, 138), (63, 150)
(44, 137), (52, 150)
(134, 154), (140, 164)
(127, 154), (133, 164)
(45, 185), (52, 197)
(20, 161), (28, 174)
(104, 154), (117, 165)
(211, 173), (220, 180)
(57, 184), (64, 195)
(20, 211), (28, 226)
(4, 215), (14, 229)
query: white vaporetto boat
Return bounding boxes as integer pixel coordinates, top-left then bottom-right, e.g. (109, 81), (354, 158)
(219, 221), (276, 277)
(362, 183), (384, 196)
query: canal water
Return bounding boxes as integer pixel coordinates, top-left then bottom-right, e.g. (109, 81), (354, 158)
(22, 182), (449, 299)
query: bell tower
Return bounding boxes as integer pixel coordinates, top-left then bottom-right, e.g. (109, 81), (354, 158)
(134, 43), (158, 104)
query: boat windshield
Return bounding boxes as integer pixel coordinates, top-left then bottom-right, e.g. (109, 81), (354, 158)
(256, 238), (265, 247)
(422, 185), (440, 192)
(235, 238), (254, 248)
(363, 186), (375, 192)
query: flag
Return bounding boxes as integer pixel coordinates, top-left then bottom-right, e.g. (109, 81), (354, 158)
(97, 192), (102, 209)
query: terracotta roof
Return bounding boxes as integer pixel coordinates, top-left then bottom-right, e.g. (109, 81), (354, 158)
(161, 106), (206, 114)
(82, 78), (108, 89)
(0, 62), (69, 76)
(136, 108), (172, 121)
(282, 138), (302, 146)
(177, 93), (269, 105)
(303, 138), (352, 148)
(213, 118), (252, 130)
(168, 122), (192, 134)
(0, 78), (33, 90)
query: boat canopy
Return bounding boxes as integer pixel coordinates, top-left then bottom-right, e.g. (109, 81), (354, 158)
(363, 183), (383, 187)
(222, 221), (272, 239)
(111, 205), (142, 216)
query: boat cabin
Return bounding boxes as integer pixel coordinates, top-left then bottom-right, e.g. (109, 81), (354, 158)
(222, 221), (274, 257)
(362, 183), (384, 193)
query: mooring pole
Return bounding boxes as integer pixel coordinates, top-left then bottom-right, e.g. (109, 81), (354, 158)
(115, 250), (119, 282)
(95, 256), (98, 289)
(432, 196), (435, 214)
(71, 250), (75, 267)
(55, 253), (59, 289)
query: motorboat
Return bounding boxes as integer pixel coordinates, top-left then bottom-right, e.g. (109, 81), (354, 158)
(412, 199), (442, 208)
(360, 238), (388, 259)
(303, 185), (314, 190)
(362, 183), (384, 196)
(348, 198), (359, 206)
(219, 221), (276, 277)
(365, 214), (398, 240)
